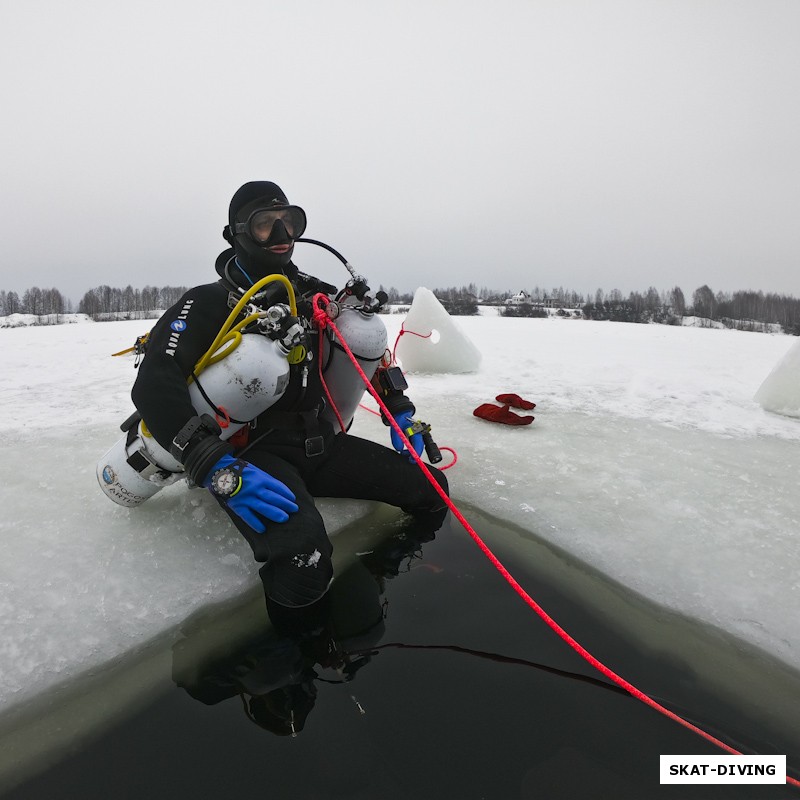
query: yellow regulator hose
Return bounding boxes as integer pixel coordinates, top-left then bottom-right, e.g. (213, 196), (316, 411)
(192, 273), (297, 379)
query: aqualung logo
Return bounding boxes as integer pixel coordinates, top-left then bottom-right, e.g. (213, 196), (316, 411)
(166, 299), (194, 356)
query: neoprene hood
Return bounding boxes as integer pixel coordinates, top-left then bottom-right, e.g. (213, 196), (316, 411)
(227, 181), (296, 276)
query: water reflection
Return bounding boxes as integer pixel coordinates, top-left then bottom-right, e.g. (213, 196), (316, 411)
(171, 507), (636, 741)
(172, 510), (445, 737)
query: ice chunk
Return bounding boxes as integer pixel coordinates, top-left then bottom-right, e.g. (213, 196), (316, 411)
(754, 337), (800, 418)
(393, 287), (481, 374)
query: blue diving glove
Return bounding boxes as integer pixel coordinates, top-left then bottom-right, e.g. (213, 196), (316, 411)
(203, 454), (298, 533)
(390, 411), (425, 462)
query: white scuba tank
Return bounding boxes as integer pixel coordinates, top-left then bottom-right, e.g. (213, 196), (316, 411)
(187, 332), (291, 440)
(97, 332), (291, 508)
(319, 303), (388, 431)
(96, 419), (185, 507)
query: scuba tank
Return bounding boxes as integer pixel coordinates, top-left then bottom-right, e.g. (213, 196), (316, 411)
(97, 415), (185, 507)
(319, 299), (387, 431)
(97, 302), (305, 508)
(186, 328), (292, 437)
(293, 237), (388, 432)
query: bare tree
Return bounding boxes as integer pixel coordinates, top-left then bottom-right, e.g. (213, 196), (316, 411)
(644, 286), (661, 313)
(5, 291), (21, 315)
(22, 286), (44, 315)
(669, 286), (686, 315)
(692, 285), (716, 319)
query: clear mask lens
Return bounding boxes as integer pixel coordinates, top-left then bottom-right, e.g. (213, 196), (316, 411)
(248, 207), (306, 242)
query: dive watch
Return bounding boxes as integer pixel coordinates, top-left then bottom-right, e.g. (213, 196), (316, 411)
(209, 462), (244, 498)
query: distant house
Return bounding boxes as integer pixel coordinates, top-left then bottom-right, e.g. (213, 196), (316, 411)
(506, 290), (530, 306)
(504, 291), (576, 309)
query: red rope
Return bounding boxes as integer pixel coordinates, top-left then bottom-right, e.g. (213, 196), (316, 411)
(357, 402), (382, 418)
(311, 294), (799, 787)
(314, 312), (348, 434)
(438, 446), (458, 469)
(392, 322), (431, 365)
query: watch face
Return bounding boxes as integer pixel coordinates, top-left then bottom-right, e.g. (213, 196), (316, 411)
(212, 468), (238, 496)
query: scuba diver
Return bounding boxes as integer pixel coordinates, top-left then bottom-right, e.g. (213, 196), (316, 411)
(127, 181), (449, 618)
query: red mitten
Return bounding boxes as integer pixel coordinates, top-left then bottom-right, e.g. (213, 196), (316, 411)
(495, 393), (536, 410)
(473, 403), (534, 426)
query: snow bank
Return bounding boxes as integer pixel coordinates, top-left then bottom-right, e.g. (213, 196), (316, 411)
(0, 313), (91, 328)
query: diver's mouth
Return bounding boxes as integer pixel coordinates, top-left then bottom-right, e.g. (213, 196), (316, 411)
(268, 244), (292, 254)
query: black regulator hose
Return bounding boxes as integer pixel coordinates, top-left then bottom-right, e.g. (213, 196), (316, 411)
(295, 237), (387, 307)
(295, 237), (350, 267)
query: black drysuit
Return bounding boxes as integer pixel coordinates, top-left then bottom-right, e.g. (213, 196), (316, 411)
(131, 252), (448, 607)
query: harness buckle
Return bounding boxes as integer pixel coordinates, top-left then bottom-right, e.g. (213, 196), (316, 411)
(304, 435), (325, 457)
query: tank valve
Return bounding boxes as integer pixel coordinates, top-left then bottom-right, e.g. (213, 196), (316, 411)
(259, 304), (307, 354)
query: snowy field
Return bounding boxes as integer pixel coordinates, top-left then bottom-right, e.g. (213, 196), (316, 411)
(0, 304), (798, 727)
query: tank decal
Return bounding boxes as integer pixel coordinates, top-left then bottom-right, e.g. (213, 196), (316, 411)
(98, 466), (149, 507)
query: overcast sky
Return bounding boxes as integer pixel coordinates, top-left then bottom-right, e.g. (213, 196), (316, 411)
(2, 0), (799, 302)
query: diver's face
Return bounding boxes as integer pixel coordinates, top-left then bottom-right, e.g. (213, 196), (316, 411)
(246, 207), (306, 244)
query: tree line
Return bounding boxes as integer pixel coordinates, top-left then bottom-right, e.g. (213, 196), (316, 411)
(378, 283), (586, 308)
(581, 284), (800, 334)
(692, 285), (800, 334)
(76, 285), (189, 319)
(0, 287), (70, 318)
(3, 282), (799, 335)
(0, 285), (191, 321)
(395, 281), (800, 334)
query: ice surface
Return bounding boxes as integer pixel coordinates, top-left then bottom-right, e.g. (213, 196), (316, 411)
(393, 287), (481, 373)
(754, 336), (800, 418)
(0, 312), (799, 719)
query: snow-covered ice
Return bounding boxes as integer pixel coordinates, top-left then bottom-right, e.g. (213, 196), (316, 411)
(0, 306), (798, 724)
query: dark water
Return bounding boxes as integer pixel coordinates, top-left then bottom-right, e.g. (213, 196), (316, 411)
(2, 506), (798, 800)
